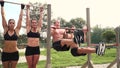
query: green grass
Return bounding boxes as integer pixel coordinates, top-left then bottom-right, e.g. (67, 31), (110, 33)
(0, 48), (117, 68)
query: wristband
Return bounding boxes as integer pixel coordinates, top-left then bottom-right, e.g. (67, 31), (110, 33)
(0, 1), (4, 7)
(21, 4), (25, 9)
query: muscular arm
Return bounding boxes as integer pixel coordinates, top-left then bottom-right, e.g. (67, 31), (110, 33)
(15, 9), (23, 31)
(37, 7), (43, 31)
(1, 3), (8, 33)
(26, 5), (31, 33)
(15, 4), (25, 33)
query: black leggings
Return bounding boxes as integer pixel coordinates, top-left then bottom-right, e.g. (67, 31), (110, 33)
(1, 51), (19, 62)
(25, 46), (40, 56)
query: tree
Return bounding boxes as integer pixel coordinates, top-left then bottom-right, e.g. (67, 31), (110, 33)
(51, 17), (67, 27)
(64, 23), (72, 27)
(91, 25), (103, 43)
(102, 30), (116, 43)
(0, 32), (4, 48)
(18, 34), (27, 45)
(114, 26), (120, 40)
(59, 17), (67, 27)
(69, 18), (86, 28)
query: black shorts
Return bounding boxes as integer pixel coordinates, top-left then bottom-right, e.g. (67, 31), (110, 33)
(25, 46), (40, 56)
(71, 48), (86, 56)
(52, 40), (70, 51)
(1, 51), (19, 62)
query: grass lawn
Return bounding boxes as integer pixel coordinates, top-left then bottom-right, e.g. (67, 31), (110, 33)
(15, 48), (117, 68)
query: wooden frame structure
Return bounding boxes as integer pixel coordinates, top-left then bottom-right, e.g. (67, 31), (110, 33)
(107, 27), (120, 68)
(81, 8), (94, 68)
(45, 4), (51, 68)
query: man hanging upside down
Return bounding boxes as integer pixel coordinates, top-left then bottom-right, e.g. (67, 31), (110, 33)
(51, 21), (106, 56)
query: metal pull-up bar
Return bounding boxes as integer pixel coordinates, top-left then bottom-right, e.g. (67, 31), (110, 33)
(0, 0), (27, 5)
(5, 1), (22, 5)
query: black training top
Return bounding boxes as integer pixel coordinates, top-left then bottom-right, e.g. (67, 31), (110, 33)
(4, 30), (18, 41)
(27, 30), (40, 38)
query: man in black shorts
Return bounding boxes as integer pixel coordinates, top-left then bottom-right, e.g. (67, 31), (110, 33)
(51, 21), (106, 56)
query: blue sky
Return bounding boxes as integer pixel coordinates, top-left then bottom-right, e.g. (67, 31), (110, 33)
(0, 0), (120, 34)
(0, 0), (22, 33)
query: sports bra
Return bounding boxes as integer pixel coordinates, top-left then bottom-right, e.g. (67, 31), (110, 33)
(27, 30), (40, 38)
(4, 30), (18, 41)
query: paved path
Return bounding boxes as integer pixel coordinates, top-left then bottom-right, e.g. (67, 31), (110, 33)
(67, 63), (117, 68)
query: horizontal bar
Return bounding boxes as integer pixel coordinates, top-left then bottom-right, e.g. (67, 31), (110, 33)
(0, 1), (28, 6)
(62, 27), (82, 30)
(51, 26), (82, 30)
(5, 1), (22, 5)
(0, 1), (47, 7)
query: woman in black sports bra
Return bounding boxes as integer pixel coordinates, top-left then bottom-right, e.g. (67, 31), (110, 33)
(0, 1), (24, 68)
(25, 5), (43, 68)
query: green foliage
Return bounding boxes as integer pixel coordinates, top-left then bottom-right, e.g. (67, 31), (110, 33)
(51, 17), (86, 29)
(60, 18), (68, 27)
(115, 26), (120, 40)
(102, 30), (116, 43)
(18, 34), (27, 45)
(91, 26), (116, 44)
(0, 35), (3, 48)
(91, 25), (103, 43)
(64, 23), (73, 27)
(29, 2), (42, 20)
(69, 18), (86, 28)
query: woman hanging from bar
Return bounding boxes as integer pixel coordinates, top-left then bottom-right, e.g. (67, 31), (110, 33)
(0, 1), (25, 68)
(25, 5), (43, 68)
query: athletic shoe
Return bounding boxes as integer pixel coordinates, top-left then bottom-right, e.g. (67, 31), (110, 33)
(96, 42), (106, 56)
(100, 42), (106, 55)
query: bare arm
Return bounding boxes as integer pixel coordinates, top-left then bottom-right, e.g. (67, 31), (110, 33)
(51, 27), (55, 36)
(15, 4), (25, 32)
(26, 5), (31, 33)
(1, 1), (8, 33)
(37, 6), (44, 31)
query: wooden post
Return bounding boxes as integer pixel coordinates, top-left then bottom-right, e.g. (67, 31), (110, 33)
(0, 49), (2, 68)
(81, 8), (93, 68)
(107, 27), (120, 68)
(116, 27), (120, 68)
(45, 4), (51, 68)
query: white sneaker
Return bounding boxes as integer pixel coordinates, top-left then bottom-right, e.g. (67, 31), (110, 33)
(96, 42), (106, 56)
(101, 42), (106, 55)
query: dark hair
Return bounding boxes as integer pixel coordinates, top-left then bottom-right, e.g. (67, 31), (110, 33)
(8, 19), (15, 23)
(31, 18), (38, 23)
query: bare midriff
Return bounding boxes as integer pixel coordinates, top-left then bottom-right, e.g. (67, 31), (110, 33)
(3, 41), (18, 53)
(27, 38), (40, 47)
